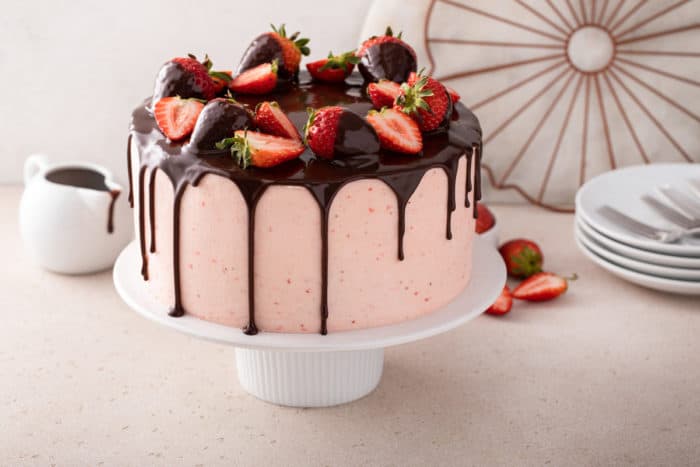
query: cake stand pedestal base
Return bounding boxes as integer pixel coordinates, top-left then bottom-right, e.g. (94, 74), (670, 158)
(113, 238), (504, 408)
(236, 348), (384, 407)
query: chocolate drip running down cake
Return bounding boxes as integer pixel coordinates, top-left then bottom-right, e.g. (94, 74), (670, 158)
(127, 26), (483, 335)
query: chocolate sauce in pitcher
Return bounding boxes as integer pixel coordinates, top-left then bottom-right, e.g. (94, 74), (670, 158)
(46, 168), (121, 234)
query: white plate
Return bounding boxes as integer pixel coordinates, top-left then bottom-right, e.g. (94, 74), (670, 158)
(575, 222), (700, 281)
(574, 230), (700, 296)
(575, 164), (700, 257)
(577, 215), (700, 270)
(113, 238), (506, 351)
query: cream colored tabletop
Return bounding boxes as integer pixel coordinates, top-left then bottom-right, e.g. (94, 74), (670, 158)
(2, 185), (699, 467)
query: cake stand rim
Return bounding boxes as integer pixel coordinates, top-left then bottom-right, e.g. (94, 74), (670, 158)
(113, 237), (505, 351)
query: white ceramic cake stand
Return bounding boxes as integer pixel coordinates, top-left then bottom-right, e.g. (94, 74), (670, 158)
(113, 238), (505, 407)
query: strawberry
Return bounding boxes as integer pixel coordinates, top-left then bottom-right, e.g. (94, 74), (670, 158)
(189, 98), (253, 152)
(200, 54), (232, 95)
(486, 285), (513, 315)
(153, 96), (204, 141)
(367, 80), (402, 109)
(230, 61), (278, 95)
(216, 131), (305, 169)
(306, 50), (359, 83)
(475, 203), (495, 234)
(304, 106), (380, 159)
(357, 26), (417, 83)
(445, 85), (461, 103)
(395, 70), (453, 132)
(498, 239), (544, 279)
(238, 24), (310, 79)
(254, 101), (301, 141)
(366, 108), (422, 155)
(512, 272), (570, 302)
(153, 54), (218, 103)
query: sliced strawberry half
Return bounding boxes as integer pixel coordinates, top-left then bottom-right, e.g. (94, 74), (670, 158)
(254, 101), (301, 141)
(306, 50), (359, 83)
(216, 130), (305, 168)
(366, 108), (422, 155)
(486, 285), (513, 315)
(230, 61), (278, 95)
(153, 96), (204, 141)
(512, 272), (572, 302)
(367, 80), (402, 109)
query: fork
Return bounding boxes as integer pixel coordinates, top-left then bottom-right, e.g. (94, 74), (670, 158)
(598, 206), (700, 244)
(660, 186), (700, 220)
(641, 195), (700, 230)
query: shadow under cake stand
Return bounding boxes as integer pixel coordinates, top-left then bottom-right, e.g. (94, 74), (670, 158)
(113, 237), (505, 407)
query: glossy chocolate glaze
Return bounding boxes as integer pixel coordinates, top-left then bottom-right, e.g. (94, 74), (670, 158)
(358, 43), (417, 83)
(46, 168), (120, 234)
(188, 98), (254, 153)
(333, 111), (380, 156)
(128, 72), (482, 335)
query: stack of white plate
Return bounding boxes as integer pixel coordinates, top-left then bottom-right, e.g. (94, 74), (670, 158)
(575, 164), (700, 296)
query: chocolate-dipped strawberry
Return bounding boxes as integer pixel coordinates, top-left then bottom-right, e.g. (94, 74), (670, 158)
(395, 71), (453, 132)
(188, 98), (254, 153)
(304, 106), (380, 159)
(237, 24), (310, 82)
(356, 27), (417, 83)
(152, 54), (219, 103)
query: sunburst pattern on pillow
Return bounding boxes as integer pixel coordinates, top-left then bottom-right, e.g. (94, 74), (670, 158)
(361, 0), (700, 210)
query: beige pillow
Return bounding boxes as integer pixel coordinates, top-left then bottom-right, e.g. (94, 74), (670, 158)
(361, 0), (700, 210)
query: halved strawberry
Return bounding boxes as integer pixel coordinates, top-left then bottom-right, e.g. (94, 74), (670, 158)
(366, 108), (422, 155)
(216, 131), (305, 169)
(306, 50), (359, 83)
(486, 285), (513, 315)
(395, 70), (453, 132)
(153, 96), (204, 141)
(512, 272), (571, 302)
(230, 61), (278, 95)
(367, 80), (402, 109)
(255, 101), (301, 141)
(445, 85), (461, 103)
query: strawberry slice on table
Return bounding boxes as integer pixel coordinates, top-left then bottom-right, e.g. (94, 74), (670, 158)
(153, 96), (204, 141)
(445, 85), (461, 103)
(367, 80), (402, 109)
(498, 239), (543, 279)
(366, 107), (422, 155)
(486, 285), (513, 315)
(254, 101), (301, 141)
(306, 50), (359, 83)
(230, 61), (278, 95)
(512, 272), (572, 302)
(395, 70), (453, 132)
(216, 131), (305, 169)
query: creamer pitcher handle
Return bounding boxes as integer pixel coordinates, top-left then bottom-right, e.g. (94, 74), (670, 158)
(24, 154), (50, 186)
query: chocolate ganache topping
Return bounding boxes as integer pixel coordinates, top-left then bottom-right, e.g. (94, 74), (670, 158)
(128, 72), (482, 335)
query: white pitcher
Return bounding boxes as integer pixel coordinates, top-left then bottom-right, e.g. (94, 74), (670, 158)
(19, 154), (133, 274)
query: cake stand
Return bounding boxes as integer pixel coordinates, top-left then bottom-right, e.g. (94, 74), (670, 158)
(113, 237), (505, 407)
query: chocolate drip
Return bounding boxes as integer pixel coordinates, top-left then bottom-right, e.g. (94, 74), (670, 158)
(107, 191), (119, 234)
(148, 169), (157, 253)
(128, 72), (482, 334)
(137, 167), (148, 280)
(127, 134), (134, 207)
(473, 143), (483, 219)
(465, 148), (473, 208)
(168, 184), (187, 317)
